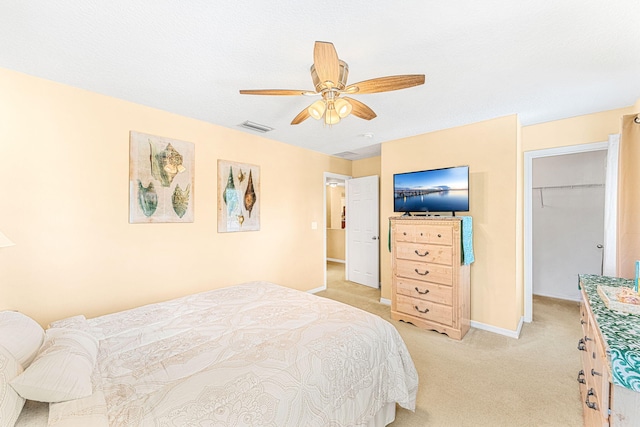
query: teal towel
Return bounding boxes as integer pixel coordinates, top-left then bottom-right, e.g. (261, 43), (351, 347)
(460, 216), (474, 265)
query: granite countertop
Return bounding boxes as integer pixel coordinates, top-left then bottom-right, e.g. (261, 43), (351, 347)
(579, 274), (640, 392)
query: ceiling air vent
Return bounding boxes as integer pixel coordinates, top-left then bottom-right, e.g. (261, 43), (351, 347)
(332, 151), (359, 159)
(238, 121), (274, 133)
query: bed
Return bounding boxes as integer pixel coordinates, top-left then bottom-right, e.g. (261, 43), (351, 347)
(2, 281), (418, 426)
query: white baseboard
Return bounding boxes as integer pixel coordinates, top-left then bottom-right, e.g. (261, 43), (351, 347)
(326, 258), (345, 264)
(307, 285), (326, 294)
(380, 297), (391, 306)
(470, 316), (524, 339)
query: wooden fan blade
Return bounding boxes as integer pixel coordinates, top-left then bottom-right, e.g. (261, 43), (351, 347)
(313, 41), (340, 88)
(343, 97), (377, 120)
(239, 89), (313, 96)
(291, 106), (311, 125)
(345, 74), (425, 94)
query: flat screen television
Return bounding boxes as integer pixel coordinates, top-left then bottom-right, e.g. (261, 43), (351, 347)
(393, 165), (469, 215)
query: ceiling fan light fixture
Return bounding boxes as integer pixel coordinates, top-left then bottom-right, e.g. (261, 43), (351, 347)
(334, 98), (352, 118)
(308, 100), (326, 120)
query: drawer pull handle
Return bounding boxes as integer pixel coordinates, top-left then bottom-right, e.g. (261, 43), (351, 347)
(591, 368), (602, 377)
(585, 389), (598, 410)
(414, 249), (430, 257)
(414, 305), (430, 314)
(414, 269), (429, 276)
(414, 287), (430, 295)
(577, 338), (586, 351)
(577, 370), (586, 384)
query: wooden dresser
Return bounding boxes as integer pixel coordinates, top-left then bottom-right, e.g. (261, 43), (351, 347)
(578, 275), (640, 427)
(390, 216), (470, 340)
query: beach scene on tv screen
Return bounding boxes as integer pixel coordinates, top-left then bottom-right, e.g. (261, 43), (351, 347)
(394, 167), (468, 212)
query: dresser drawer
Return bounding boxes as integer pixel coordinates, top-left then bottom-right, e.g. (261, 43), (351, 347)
(396, 277), (453, 305)
(395, 242), (453, 265)
(396, 295), (453, 326)
(396, 259), (453, 285)
(394, 223), (453, 245)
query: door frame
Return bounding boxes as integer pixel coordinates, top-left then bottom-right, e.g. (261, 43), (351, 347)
(324, 172), (352, 288)
(523, 141), (609, 322)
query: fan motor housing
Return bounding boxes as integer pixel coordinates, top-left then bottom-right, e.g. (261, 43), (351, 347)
(311, 60), (349, 92)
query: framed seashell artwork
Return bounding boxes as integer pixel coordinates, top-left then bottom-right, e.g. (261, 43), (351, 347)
(217, 159), (260, 232)
(129, 131), (195, 223)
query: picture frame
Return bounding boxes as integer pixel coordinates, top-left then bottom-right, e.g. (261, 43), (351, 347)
(129, 131), (195, 223)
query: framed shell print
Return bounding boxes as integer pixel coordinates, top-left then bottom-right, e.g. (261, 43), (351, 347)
(129, 131), (194, 223)
(217, 160), (260, 232)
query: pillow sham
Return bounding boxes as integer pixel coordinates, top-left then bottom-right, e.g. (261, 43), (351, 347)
(0, 311), (45, 368)
(0, 344), (26, 427)
(10, 328), (98, 403)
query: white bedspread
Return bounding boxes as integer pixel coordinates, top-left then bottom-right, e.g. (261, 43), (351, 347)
(47, 281), (418, 426)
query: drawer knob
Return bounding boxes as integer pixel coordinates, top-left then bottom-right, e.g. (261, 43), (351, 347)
(591, 368), (602, 377)
(585, 389), (598, 410)
(403, 232), (407, 235)
(414, 305), (430, 314)
(577, 338), (586, 351)
(580, 319), (586, 325)
(414, 287), (430, 295)
(420, 232), (423, 236)
(584, 335), (592, 342)
(577, 370), (586, 384)
(414, 249), (430, 257)
(414, 268), (429, 276)
(437, 234), (442, 238)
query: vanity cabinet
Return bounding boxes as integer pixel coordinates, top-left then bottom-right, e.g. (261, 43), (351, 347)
(578, 275), (640, 427)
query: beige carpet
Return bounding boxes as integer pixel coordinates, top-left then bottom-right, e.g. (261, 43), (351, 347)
(316, 262), (584, 427)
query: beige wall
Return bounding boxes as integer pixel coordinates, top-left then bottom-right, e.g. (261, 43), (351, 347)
(521, 107), (633, 151)
(352, 156), (381, 178)
(326, 229), (346, 260)
(0, 68), (350, 326)
(382, 115), (521, 331)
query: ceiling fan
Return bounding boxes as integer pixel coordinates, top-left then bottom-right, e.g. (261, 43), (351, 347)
(239, 41), (425, 126)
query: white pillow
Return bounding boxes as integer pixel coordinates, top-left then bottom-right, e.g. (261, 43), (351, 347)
(0, 344), (26, 426)
(10, 328), (98, 403)
(0, 311), (45, 368)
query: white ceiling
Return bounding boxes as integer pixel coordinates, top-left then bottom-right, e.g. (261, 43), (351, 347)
(2, 1), (639, 159)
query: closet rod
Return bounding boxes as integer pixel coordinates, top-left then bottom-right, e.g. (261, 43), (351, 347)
(532, 183), (604, 190)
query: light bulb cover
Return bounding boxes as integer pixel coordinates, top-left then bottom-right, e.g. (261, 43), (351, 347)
(308, 100), (326, 120)
(325, 108), (340, 125)
(334, 98), (352, 118)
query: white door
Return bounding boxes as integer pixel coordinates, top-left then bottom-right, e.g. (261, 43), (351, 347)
(346, 175), (379, 288)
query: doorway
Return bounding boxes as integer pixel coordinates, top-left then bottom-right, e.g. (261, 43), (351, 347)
(524, 138), (618, 322)
(324, 173), (350, 290)
(531, 150), (607, 300)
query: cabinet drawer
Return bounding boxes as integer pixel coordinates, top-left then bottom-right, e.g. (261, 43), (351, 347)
(395, 242), (453, 265)
(396, 277), (453, 305)
(580, 301), (588, 336)
(415, 225), (453, 245)
(396, 295), (453, 326)
(396, 259), (453, 285)
(394, 223), (453, 245)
